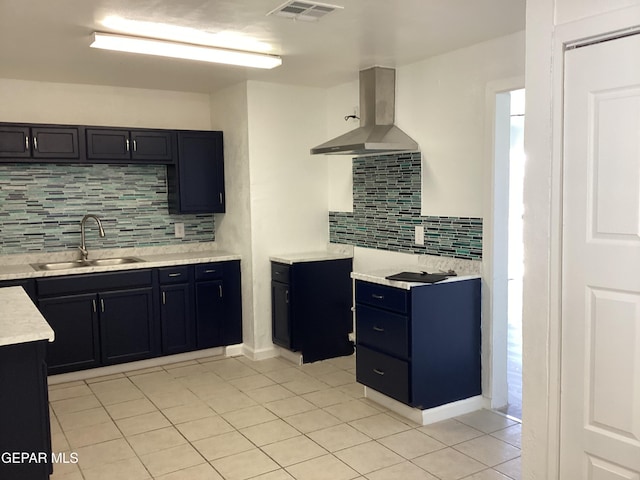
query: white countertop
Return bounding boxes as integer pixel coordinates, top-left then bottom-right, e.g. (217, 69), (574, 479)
(0, 247), (241, 281)
(270, 251), (353, 265)
(0, 286), (54, 347)
(351, 268), (481, 290)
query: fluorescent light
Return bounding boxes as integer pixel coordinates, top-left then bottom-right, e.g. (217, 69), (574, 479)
(101, 16), (274, 53)
(90, 32), (282, 69)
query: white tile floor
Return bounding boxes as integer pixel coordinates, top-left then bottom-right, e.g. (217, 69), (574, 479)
(48, 354), (521, 480)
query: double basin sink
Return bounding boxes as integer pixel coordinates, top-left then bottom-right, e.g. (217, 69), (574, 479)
(32, 257), (144, 271)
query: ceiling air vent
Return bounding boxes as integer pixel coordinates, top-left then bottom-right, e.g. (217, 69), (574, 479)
(267, 1), (343, 22)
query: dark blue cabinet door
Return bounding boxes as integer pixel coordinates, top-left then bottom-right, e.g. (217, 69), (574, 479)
(221, 261), (242, 345)
(0, 341), (51, 479)
(31, 127), (79, 159)
(195, 279), (224, 348)
(0, 125), (30, 158)
(160, 283), (195, 355)
(99, 287), (155, 365)
(271, 280), (292, 349)
(38, 293), (100, 375)
(86, 128), (130, 160)
(168, 131), (225, 213)
(130, 130), (174, 163)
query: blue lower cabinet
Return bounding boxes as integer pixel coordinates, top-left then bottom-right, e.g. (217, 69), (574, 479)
(195, 260), (242, 348)
(355, 278), (481, 409)
(34, 261), (242, 375)
(38, 293), (101, 375)
(37, 270), (156, 375)
(158, 266), (195, 355)
(270, 258), (354, 363)
(0, 340), (52, 480)
(99, 287), (154, 365)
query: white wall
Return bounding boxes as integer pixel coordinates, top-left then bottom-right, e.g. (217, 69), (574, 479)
(245, 81), (330, 355)
(523, 0), (640, 478)
(326, 31), (526, 219)
(209, 83), (255, 351)
(0, 78), (211, 129)
(555, 0), (640, 23)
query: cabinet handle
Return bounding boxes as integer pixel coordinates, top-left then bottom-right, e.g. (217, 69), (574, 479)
(286, 290), (289, 303)
(373, 369), (385, 376)
(100, 298), (105, 313)
(25, 136), (29, 151)
(33, 137), (38, 151)
(168, 273), (182, 277)
(219, 192), (223, 204)
(133, 139), (137, 152)
(373, 326), (385, 332)
(162, 291), (166, 305)
(205, 269), (216, 273)
(219, 285), (223, 298)
(92, 299), (97, 313)
(126, 139), (130, 152)
(372, 294), (385, 300)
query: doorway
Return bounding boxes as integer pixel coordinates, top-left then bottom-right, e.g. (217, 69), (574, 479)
(503, 88), (524, 420)
(490, 87), (524, 420)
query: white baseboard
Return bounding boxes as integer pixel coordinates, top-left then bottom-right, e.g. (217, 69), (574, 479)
(365, 387), (489, 425)
(275, 347), (303, 365)
(48, 347), (227, 384)
(241, 344), (281, 362)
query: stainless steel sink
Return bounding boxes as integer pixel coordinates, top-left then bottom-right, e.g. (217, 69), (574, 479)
(33, 260), (91, 271)
(89, 257), (143, 266)
(32, 257), (144, 271)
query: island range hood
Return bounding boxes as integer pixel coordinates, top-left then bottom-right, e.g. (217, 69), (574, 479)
(311, 66), (419, 156)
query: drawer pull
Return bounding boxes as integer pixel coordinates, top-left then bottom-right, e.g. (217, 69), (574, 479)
(373, 326), (385, 332)
(205, 269), (216, 273)
(373, 368), (385, 376)
(168, 273), (182, 277)
(371, 294), (385, 300)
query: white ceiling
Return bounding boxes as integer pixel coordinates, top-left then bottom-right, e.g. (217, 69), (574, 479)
(0, 0), (525, 94)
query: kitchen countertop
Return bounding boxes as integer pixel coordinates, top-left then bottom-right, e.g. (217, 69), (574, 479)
(0, 244), (241, 281)
(352, 268), (481, 290)
(0, 286), (54, 347)
(269, 250), (353, 265)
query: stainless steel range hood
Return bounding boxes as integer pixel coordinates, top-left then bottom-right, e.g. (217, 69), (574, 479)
(311, 66), (419, 156)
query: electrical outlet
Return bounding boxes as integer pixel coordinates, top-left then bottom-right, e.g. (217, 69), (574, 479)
(174, 222), (185, 238)
(415, 225), (425, 245)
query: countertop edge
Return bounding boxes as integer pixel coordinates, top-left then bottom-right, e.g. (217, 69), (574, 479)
(0, 286), (54, 347)
(0, 250), (242, 281)
(351, 271), (481, 290)
(269, 251), (353, 265)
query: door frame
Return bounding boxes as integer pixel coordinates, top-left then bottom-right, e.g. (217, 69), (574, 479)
(529, 5), (640, 479)
(483, 76), (524, 410)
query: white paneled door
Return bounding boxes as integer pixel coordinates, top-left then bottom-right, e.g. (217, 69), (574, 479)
(562, 33), (640, 478)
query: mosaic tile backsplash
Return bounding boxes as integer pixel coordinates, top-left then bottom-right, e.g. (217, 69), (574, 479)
(329, 152), (483, 260)
(0, 164), (215, 255)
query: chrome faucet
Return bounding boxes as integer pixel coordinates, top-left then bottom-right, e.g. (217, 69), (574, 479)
(78, 214), (105, 260)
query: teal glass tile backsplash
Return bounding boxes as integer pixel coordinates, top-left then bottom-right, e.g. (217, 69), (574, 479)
(0, 163), (215, 254)
(329, 152), (483, 260)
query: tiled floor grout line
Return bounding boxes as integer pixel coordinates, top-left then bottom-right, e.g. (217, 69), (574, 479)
(49, 355), (521, 480)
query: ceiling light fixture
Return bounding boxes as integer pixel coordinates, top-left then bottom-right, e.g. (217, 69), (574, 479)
(90, 32), (282, 69)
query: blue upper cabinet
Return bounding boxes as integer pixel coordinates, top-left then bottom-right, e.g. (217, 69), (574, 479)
(0, 123), (80, 161)
(86, 128), (175, 164)
(168, 130), (225, 214)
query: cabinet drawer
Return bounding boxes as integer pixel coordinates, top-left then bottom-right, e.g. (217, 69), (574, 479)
(271, 262), (290, 283)
(355, 281), (408, 314)
(356, 345), (409, 404)
(37, 269), (152, 296)
(356, 304), (409, 359)
(158, 266), (189, 284)
(194, 263), (224, 281)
